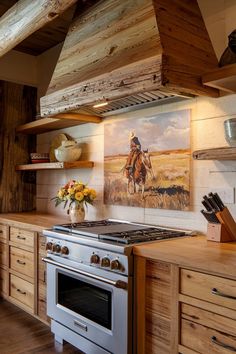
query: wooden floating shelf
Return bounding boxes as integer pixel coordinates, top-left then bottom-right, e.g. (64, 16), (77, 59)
(202, 63), (236, 94)
(193, 147), (236, 160)
(15, 161), (94, 171)
(16, 113), (102, 134)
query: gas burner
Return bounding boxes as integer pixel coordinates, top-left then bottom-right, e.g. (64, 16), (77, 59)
(99, 227), (186, 244)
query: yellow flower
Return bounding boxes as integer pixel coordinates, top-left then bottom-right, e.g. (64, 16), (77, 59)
(68, 187), (75, 195)
(75, 192), (84, 202)
(89, 189), (97, 200)
(83, 188), (89, 196)
(75, 184), (84, 192)
(57, 188), (65, 199)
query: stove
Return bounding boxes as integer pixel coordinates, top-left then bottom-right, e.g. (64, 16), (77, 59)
(43, 219), (191, 354)
(52, 219), (187, 244)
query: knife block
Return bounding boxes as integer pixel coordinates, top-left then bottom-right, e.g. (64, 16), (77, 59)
(215, 207), (236, 241)
(207, 223), (234, 242)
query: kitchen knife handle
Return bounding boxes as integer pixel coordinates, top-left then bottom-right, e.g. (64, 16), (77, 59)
(208, 196), (221, 211)
(201, 200), (212, 212)
(202, 195), (214, 211)
(213, 192), (225, 210)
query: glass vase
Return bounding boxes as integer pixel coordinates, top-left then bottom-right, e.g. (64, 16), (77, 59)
(69, 204), (85, 223)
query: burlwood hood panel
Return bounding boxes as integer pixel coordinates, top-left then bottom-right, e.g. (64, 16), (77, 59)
(40, 0), (219, 117)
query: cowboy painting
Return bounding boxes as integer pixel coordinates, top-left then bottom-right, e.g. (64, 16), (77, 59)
(104, 109), (191, 210)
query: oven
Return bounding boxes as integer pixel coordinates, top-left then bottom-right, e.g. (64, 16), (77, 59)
(44, 256), (132, 354)
(43, 219), (189, 353)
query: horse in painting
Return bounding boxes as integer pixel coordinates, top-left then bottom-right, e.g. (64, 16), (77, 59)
(125, 149), (153, 197)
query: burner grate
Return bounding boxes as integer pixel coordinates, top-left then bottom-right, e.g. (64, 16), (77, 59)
(98, 228), (186, 244)
(53, 220), (122, 232)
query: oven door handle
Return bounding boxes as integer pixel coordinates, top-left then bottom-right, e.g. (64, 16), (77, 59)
(42, 257), (127, 290)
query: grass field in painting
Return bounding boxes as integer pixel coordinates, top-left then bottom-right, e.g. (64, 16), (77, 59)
(104, 149), (190, 210)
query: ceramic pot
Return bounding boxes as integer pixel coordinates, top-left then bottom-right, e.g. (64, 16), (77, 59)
(54, 140), (82, 162)
(69, 204), (85, 223)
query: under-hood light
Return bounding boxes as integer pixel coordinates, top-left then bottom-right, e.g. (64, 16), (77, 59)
(93, 101), (108, 108)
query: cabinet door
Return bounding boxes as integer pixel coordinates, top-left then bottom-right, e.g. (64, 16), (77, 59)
(135, 257), (179, 354)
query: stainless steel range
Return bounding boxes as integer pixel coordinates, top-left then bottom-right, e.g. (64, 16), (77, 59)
(43, 219), (190, 354)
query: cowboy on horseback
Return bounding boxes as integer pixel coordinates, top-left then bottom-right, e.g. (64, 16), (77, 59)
(125, 131), (142, 174)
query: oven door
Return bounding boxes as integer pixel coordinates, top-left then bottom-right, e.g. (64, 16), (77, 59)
(44, 257), (132, 354)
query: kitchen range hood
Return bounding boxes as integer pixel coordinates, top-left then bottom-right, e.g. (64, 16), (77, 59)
(40, 0), (219, 117)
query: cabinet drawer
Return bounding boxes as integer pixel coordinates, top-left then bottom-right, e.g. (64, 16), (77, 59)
(0, 224), (7, 243)
(10, 274), (34, 309)
(0, 268), (7, 295)
(0, 242), (7, 267)
(180, 269), (236, 310)
(181, 318), (236, 354)
(10, 247), (34, 279)
(10, 227), (34, 249)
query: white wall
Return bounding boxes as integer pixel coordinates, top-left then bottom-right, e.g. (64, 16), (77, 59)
(36, 0), (236, 234)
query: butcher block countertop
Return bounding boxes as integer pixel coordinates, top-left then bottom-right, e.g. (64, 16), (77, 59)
(133, 235), (236, 279)
(0, 212), (68, 232)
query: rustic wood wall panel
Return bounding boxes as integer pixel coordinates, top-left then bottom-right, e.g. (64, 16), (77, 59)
(0, 81), (37, 212)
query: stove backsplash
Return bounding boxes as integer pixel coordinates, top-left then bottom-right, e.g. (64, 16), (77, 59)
(37, 93), (236, 234)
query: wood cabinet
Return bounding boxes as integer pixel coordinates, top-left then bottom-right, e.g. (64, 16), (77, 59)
(0, 219), (49, 323)
(179, 269), (236, 354)
(135, 257), (179, 354)
(8, 226), (36, 314)
(135, 251), (236, 353)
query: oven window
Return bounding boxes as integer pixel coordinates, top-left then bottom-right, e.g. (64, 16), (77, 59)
(57, 272), (112, 329)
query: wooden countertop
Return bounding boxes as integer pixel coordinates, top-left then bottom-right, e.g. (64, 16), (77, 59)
(0, 212), (69, 232)
(134, 235), (236, 279)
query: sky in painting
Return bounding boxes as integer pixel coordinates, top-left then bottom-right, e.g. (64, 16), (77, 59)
(104, 109), (190, 156)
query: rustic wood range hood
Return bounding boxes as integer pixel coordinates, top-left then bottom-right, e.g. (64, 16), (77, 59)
(40, 0), (220, 117)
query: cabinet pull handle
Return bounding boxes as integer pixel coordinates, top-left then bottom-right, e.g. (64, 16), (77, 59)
(17, 235), (26, 240)
(211, 336), (236, 352)
(16, 289), (26, 295)
(212, 288), (236, 300)
(17, 260), (26, 265)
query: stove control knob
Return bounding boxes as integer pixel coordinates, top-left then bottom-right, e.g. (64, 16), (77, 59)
(90, 254), (100, 264)
(110, 259), (121, 271)
(101, 257), (110, 268)
(61, 246), (69, 255)
(52, 244), (61, 253)
(46, 242), (53, 251)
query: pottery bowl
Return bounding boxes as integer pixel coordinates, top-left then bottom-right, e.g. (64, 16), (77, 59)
(54, 142), (82, 162)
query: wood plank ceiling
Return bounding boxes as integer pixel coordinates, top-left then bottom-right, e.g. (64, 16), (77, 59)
(0, 0), (95, 56)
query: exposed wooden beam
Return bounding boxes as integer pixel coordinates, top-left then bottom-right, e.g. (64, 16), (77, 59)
(0, 0), (77, 58)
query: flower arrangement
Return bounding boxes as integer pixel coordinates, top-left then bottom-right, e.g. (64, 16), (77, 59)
(52, 180), (96, 209)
